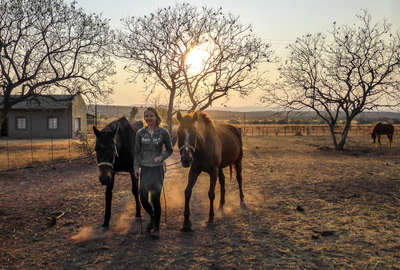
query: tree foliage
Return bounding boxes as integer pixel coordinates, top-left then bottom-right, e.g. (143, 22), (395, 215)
(0, 0), (115, 125)
(263, 10), (400, 150)
(115, 2), (273, 131)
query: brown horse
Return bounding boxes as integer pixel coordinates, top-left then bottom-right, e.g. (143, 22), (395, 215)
(176, 111), (245, 232)
(371, 122), (394, 147)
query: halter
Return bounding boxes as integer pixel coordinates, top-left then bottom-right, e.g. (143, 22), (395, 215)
(97, 126), (120, 169)
(179, 129), (198, 153)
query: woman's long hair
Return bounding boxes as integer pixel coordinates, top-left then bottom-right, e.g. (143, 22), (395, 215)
(144, 107), (162, 127)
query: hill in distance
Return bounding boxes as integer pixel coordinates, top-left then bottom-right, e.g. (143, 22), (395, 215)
(88, 104), (400, 124)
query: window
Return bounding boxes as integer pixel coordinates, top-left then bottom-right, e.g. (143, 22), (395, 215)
(73, 118), (81, 132)
(16, 117), (27, 130)
(48, 117), (58, 130)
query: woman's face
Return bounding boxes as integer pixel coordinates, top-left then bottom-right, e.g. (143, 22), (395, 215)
(144, 110), (157, 127)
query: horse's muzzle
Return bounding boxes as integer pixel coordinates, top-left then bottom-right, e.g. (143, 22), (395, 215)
(98, 168), (113, 185)
(181, 158), (192, 168)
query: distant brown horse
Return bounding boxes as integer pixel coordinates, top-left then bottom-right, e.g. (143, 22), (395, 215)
(175, 110), (245, 232)
(371, 122), (394, 147)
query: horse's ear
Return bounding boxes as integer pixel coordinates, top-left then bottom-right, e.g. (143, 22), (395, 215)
(171, 136), (177, 147)
(93, 126), (100, 137)
(136, 120), (144, 129)
(177, 111), (182, 122)
(113, 125), (119, 137)
(193, 111), (198, 122)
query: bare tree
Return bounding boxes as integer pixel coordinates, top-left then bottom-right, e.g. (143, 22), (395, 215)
(263, 10), (400, 150)
(0, 0), (115, 128)
(115, 2), (273, 132)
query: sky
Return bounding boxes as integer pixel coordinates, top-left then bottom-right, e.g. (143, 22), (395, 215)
(72, 0), (400, 108)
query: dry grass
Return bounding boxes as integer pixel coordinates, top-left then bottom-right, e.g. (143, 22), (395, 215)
(0, 138), (93, 170)
(0, 135), (400, 269)
(2, 123), (399, 171)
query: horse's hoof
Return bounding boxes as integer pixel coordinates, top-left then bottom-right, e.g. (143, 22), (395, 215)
(206, 222), (215, 228)
(102, 223), (109, 228)
(134, 216), (142, 221)
(150, 230), (160, 239)
(101, 225), (109, 232)
(180, 227), (194, 232)
(240, 201), (247, 209)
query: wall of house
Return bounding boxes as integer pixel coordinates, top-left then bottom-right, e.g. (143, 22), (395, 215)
(7, 109), (71, 139)
(71, 94), (87, 136)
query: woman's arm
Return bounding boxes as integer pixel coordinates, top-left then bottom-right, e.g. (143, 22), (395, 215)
(160, 128), (173, 161)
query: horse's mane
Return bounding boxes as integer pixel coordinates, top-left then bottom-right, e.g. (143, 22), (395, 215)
(371, 122), (380, 134)
(195, 110), (215, 130)
(372, 121), (394, 135)
(102, 117), (127, 132)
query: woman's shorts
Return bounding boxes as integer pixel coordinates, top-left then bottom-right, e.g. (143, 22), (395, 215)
(139, 166), (164, 193)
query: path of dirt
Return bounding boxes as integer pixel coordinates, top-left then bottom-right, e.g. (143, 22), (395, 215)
(1, 136), (400, 269)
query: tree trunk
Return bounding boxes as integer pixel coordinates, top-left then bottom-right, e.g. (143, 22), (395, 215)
(328, 124), (339, 150)
(336, 121), (352, 151)
(166, 89), (176, 135)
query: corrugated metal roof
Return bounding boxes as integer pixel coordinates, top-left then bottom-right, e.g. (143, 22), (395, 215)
(0, 95), (75, 109)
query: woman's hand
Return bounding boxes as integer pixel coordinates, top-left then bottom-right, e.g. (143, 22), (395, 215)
(134, 171), (139, 178)
(154, 156), (162, 163)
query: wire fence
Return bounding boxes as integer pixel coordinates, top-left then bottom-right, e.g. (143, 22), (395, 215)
(1, 123), (398, 172)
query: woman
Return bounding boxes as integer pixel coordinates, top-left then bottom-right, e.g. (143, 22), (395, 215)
(134, 107), (173, 238)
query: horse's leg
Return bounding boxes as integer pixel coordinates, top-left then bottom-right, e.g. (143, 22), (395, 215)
(218, 168), (225, 209)
(207, 167), (218, 224)
(388, 133), (393, 148)
(130, 173), (141, 219)
(235, 161), (246, 208)
(103, 173), (115, 228)
(181, 167), (200, 232)
(378, 134), (382, 145)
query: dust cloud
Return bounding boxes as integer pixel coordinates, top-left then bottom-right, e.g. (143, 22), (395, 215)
(70, 226), (108, 243)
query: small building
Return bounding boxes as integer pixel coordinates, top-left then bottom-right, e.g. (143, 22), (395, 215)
(0, 94), (87, 139)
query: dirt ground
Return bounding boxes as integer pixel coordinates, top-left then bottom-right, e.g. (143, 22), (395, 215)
(1, 135), (400, 269)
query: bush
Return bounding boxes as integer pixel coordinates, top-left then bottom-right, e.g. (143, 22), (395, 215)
(72, 131), (95, 158)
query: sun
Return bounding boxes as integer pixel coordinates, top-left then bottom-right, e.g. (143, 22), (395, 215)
(185, 46), (210, 74)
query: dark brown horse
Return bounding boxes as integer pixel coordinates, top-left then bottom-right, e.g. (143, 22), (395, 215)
(371, 122), (394, 148)
(176, 111), (245, 232)
(93, 117), (143, 228)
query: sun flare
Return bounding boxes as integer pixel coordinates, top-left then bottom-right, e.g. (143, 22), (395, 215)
(185, 46), (210, 74)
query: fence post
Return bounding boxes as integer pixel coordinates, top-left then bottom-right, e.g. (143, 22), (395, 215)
(30, 121), (34, 165)
(51, 136), (54, 162)
(6, 138), (10, 170)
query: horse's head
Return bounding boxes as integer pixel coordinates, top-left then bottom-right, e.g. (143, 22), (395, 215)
(93, 125), (119, 185)
(176, 111), (199, 168)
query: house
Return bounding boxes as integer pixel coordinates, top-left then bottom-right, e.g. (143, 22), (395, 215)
(0, 94), (87, 139)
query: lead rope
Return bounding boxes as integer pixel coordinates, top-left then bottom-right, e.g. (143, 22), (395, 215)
(162, 164), (168, 225)
(163, 184), (167, 224)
